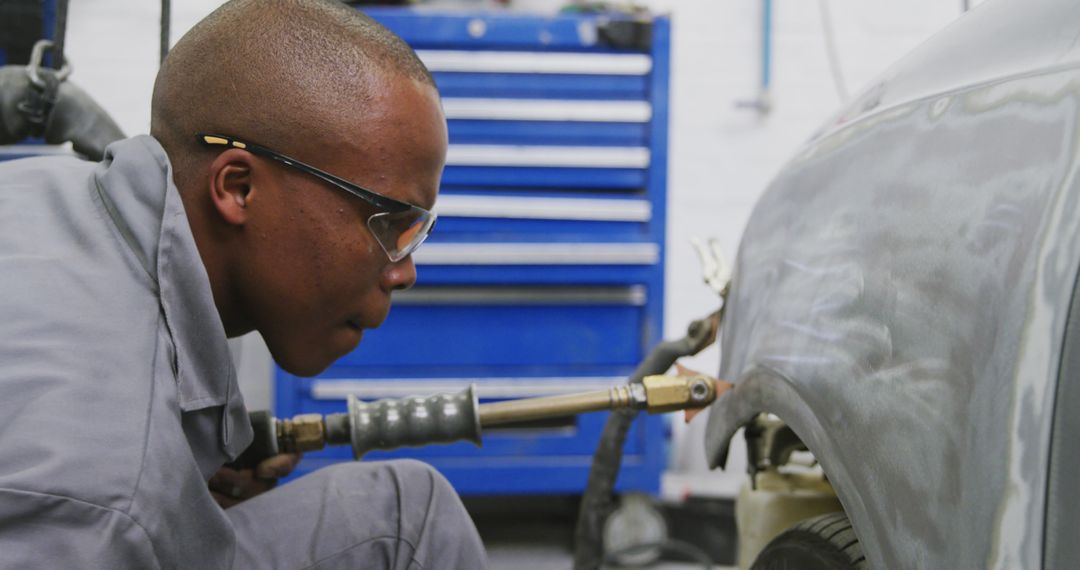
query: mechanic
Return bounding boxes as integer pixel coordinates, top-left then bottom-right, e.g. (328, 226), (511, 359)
(0, 0), (486, 568)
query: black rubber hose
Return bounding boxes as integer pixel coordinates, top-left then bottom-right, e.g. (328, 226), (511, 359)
(0, 66), (32, 143)
(0, 65), (125, 159)
(572, 335), (698, 570)
(45, 79), (126, 160)
(573, 308), (722, 570)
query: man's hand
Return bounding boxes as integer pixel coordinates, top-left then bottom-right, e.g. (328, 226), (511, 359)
(675, 363), (732, 423)
(208, 453), (301, 509)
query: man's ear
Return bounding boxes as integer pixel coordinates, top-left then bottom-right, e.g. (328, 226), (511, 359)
(207, 148), (257, 226)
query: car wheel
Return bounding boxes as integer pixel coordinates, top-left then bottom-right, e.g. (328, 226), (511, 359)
(750, 511), (866, 570)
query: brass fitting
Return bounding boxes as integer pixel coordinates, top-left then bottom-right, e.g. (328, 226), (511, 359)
(277, 413), (326, 453)
(641, 374), (716, 413)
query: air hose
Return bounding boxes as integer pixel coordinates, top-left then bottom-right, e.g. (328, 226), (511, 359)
(572, 309), (722, 570)
(0, 62), (125, 160)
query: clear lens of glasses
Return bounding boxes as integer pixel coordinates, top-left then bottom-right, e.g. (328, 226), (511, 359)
(367, 207), (437, 262)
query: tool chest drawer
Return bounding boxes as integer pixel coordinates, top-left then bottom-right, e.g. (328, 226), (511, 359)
(333, 286), (647, 368)
(276, 8), (670, 495)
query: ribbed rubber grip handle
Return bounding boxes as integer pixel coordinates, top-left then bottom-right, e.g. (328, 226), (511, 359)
(344, 385), (482, 459)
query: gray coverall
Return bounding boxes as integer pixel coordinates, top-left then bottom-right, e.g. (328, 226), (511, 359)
(0, 136), (487, 569)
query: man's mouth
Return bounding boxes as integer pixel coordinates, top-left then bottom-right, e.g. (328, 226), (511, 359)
(345, 318), (363, 331)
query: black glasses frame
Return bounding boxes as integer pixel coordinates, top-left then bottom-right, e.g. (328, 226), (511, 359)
(196, 133), (414, 214)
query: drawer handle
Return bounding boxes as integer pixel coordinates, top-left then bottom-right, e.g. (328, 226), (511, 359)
(413, 242), (659, 265)
(442, 98), (651, 123)
(446, 144), (650, 169)
(392, 286), (645, 306)
(417, 50), (652, 75)
(435, 194), (651, 222)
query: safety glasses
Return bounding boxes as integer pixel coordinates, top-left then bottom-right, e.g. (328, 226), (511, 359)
(197, 133), (436, 262)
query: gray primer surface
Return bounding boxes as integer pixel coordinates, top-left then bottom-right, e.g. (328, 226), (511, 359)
(704, 0), (1080, 567)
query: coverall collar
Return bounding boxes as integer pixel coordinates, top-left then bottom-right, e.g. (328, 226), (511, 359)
(93, 135), (252, 460)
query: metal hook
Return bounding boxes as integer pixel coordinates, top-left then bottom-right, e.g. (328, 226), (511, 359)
(691, 237), (732, 296)
(26, 40), (72, 88)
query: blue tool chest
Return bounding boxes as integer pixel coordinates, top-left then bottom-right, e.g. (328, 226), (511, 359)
(275, 8), (671, 495)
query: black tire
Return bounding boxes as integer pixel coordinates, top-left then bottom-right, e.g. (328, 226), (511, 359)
(751, 511), (867, 570)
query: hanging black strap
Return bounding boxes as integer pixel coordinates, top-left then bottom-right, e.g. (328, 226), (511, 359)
(52, 0), (69, 70)
(160, 0), (171, 64)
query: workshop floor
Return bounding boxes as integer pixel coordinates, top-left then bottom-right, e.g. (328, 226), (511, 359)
(469, 497), (737, 570)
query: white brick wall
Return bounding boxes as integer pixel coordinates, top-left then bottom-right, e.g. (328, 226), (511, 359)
(62, 0), (975, 496)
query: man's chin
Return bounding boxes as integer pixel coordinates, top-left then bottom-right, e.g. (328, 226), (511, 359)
(266, 326), (364, 377)
(275, 356), (333, 378)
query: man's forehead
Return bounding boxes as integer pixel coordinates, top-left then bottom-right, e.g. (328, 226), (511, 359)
(313, 143), (440, 212)
(324, 84), (444, 207)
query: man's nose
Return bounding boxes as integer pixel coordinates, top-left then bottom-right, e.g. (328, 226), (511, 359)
(382, 255), (417, 292)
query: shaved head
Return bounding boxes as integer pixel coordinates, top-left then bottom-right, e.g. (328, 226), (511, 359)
(151, 0), (448, 376)
(151, 0), (434, 191)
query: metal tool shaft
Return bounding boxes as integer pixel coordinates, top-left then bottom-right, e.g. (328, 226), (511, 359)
(478, 385), (644, 426)
(236, 374), (718, 466)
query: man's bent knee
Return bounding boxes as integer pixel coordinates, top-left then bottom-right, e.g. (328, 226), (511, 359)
(320, 460), (487, 569)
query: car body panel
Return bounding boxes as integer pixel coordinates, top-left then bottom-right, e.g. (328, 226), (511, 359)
(703, 0), (1080, 567)
(1044, 262), (1080, 569)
